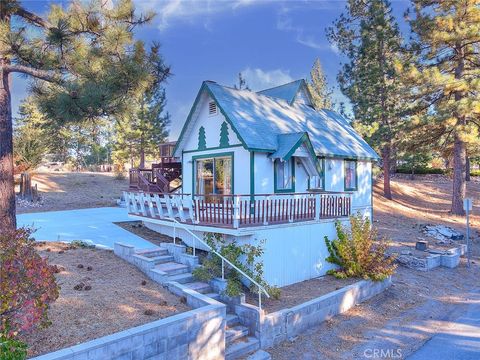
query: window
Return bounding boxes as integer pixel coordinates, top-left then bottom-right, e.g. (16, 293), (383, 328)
(195, 155), (232, 195)
(208, 101), (217, 115)
(274, 158), (294, 192)
(309, 158), (325, 190)
(344, 160), (357, 190)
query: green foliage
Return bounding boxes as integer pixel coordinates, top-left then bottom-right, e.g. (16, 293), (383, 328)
(192, 233), (280, 299)
(327, 0), (404, 154)
(0, 228), (59, 354)
(470, 170), (480, 177)
(112, 43), (170, 168)
(307, 58), (333, 110)
(0, 328), (27, 360)
(396, 167), (444, 175)
(399, 1), (480, 213)
(70, 240), (95, 249)
(325, 214), (397, 281)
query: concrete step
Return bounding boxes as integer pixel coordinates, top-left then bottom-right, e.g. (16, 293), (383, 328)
(184, 281), (211, 294)
(205, 292), (221, 301)
(225, 337), (260, 360)
(226, 313), (240, 327)
(154, 262), (189, 276)
(135, 248), (168, 258)
(245, 350), (271, 360)
(226, 325), (249, 345)
(168, 272), (194, 284)
(151, 255), (174, 264)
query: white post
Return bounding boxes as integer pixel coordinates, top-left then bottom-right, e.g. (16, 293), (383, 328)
(315, 194), (321, 221)
(221, 258), (225, 280)
(258, 288), (262, 310)
(233, 196), (240, 228)
(193, 232), (196, 257)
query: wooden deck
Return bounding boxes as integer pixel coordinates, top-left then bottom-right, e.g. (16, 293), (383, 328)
(124, 191), (352, 229)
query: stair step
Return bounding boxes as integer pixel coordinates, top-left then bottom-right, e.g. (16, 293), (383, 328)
(184, 281), (211, 294)
(225, 337), (259, 360)
(154, 262), (189, 275)
(245, 350), (271, 360)
(226, 325), (249, 345)
(135, 248), (168, 258)
(205, 292), (221, 301)
(150, 255), (174, 264)
(167, 272), (194, 284)
(226, 313), (240, 327)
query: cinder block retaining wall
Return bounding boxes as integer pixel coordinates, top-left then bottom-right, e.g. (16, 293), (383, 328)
(30, 303), (225, 360)
(235, 278), (392, 349)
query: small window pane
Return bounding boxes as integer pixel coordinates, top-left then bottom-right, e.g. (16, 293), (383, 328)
(345, 160), (357, 189)
(275, 159), (293, 190)
(196, 159), (214, 194)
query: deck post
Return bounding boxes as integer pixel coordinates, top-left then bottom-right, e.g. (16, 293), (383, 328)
(315, 194), (321, 221)
(233, 195), (240, 228)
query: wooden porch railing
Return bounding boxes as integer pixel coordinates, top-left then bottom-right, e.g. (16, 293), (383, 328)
(124, 191), (352, 229)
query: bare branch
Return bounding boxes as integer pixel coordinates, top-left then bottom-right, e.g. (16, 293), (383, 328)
(4, 64), (62, 83)
(14, 8), (53, 29)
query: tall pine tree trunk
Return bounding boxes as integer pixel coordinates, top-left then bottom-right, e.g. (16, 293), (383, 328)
(0, 61), (16, 230)
(451, 44), (466, 215)
(451, 132), (466, 215)
(382, 145), (393, 200)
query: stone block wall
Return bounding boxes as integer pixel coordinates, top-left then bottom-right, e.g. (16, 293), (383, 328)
(31, 304), (225, 360)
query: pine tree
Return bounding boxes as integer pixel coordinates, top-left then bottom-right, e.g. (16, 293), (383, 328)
(112, 43), (170, 169)
(398, 0), (480, 215)
(0, 0), (155, 229)
(327, 0), (404, 200)
(307, 59), (333, 110)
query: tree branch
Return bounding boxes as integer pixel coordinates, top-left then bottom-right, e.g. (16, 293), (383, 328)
(14, 7), (53, 29)
(4, 64), (62, 83)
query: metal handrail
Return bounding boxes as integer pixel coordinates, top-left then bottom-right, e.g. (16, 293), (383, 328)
(167, 217), (270, 309)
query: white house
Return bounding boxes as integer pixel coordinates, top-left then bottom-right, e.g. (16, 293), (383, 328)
(124, 79), (378, 287)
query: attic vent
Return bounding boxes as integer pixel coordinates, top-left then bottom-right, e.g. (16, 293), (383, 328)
(209, 101), (217, 115)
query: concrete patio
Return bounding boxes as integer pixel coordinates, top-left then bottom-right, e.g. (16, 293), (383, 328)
(17, 207), (155, 249)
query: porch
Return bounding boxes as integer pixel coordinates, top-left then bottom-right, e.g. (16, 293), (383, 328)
(123, 191), (352, 229)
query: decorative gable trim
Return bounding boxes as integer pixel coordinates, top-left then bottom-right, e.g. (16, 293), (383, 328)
(198, 126), (206, 150)
(219, 121), (230, 147)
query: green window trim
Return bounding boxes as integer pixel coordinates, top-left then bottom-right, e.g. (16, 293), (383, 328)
(192, 151), (235, 197)
(274, 158), (295, 193)
(308, 157), (325, 190)
(344, 159), (358, 191)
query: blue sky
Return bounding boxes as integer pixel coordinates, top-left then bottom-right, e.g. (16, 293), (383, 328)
(13, 0), (410, 139)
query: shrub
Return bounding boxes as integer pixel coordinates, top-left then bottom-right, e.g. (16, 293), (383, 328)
(396, 166), (444, 175)
(0, 228), (59, 345)
(324, 214), (396, 281)
(192, 233), (280, 299)
(470, 170), (480, 177)
(0, 324), (27, 360)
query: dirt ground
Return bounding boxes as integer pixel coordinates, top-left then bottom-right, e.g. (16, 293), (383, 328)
(16, 171), (128, 214)
(115, 221), (178, 246)
(21, 242), (189, 358)
(246, 276), (358, 313)
(269, 175), (480, 359)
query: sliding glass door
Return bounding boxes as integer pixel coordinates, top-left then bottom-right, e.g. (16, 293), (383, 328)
(195, 155), (232, 196)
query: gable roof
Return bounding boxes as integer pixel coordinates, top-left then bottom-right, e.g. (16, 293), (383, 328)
(257, 79), (306, 104)
(174, 80), (379, 161)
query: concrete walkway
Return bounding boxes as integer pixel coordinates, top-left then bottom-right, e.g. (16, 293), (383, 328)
(407, 292), (480, 360)
(17, 207), (155, 250)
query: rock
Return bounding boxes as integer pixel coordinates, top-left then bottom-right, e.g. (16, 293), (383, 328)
(401, 250), (412, 255)
(416, 241), (428, 251)
(141, 280), (147, 286)
(74, 283), (85, 291)
(86, 266), (93, 271)
(77, 264), (84, 269)
(159, 300), (167, 306)
(58, 250), (64, 254)
(84, 285), (92, 291)
(144, 309), (155, 316)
